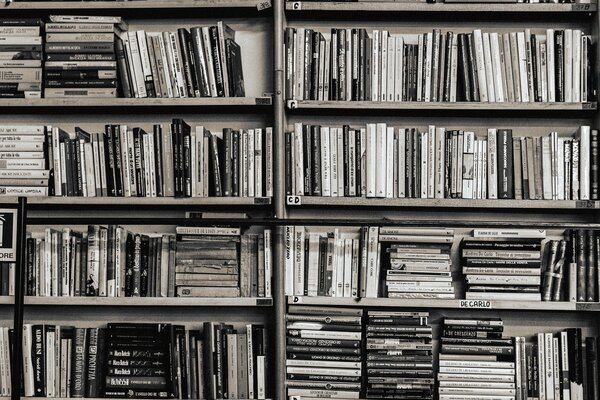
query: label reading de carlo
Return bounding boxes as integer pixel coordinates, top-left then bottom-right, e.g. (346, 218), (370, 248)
(459, 300), (492, 309)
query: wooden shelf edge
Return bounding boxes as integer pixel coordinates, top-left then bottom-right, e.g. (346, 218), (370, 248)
(25, 297), (273, 307)
(3, 0), (264, 9)
(0, 296), (14, 305)
(287, 100), (597, 111)
(0, 97), (272, 108)
(285, 1), (597, 12)
(286, 197), (600, 209)
(287, 296), (589, 311)
(25, 196), (271, 206)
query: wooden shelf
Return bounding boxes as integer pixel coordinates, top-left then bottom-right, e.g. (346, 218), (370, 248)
(287, 100), (597, 111)
(25, 296), (273, 307)
(288, 296), (598, 311)
(25, 196), (271, 206)
(0, 97), (272, 110)
(0, 296), (13, 305)
(286, 196), (600, 209)
(285, 1), (596, 12)
(3, 0), (267, 9)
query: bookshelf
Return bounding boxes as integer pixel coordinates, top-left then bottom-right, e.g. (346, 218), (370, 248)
(0, 0), (599, 399)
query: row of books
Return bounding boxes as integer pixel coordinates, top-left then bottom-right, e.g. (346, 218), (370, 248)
(286, 123), (597, 200)
(285, 27), (596, 103)
(284, 226), (600, 302)
(0, 19), (42, 99)
(365, 311), (434, 399)
(2, 122), (272, 198)
(461, 235), (544, 301)
(438, 317), (516, 400)
(116, 23), (245, 99)
(25, 225), (272, 298)
(22, 322), (268, 399)
(0, 263), (14, 296)
(285, 305), (363, 399)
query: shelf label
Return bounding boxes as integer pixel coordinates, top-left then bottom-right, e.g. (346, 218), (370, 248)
(287, 195), (302, 205)
(291, 296), (302, 303)
(0, 209), (17, 262)
(290, 1), (302, 9)
(572, 3), (592, 11)
(459, 300), (492, 309)
(256, 298), (272, 306)
(254, 197), (270, 204)
(255, 97), (272, 105)
(582, 102), (596, 110)
(576, 200), (595, 208)
(257, 0), (272, 10)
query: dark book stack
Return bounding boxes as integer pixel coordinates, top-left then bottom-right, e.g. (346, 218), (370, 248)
(438, 317), (516, 400)
(285, 27), (596, 103)
(461, 235), (544, 301)
(286, 305), (363, 399)
(115, 22), (245, 98)
(103, 323), (171, 398)
(175, 226), (272, 298)
(380, 227), (455, 300)
(47, 122), (273, 198)
(0, 19), (42, 99)
(286, 123), (596, 202)
(44, 15), (125, 98)
(202, 322), (268, 399)
(564, 229), (599, 303)
(365, 311), (434, 399)
(22, 322), (269, 399)
(25, 226), (177, 298)
(515, 329), (599, 400)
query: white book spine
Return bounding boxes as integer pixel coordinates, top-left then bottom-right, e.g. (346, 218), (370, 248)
(380, 30), (388, 102)
(329, 127), (338, 196)
(473, 29), (489, 102)
(366, 124), (376, 197)
(336, 128), (344, 196)
(284, 226), (294, 296)
(573, 30), (581, 102)
(294, 123), (304, 196)
(424, 33), (433, 102)
(517, 31), (529, 102)
(579, 126), (590, 200)
(387, 36), (395, 102)
(545, 333), (555, 400)
(321, 126), (331, 196)
(371, 30), (379, 101)
(538, 332), (547, 400)
(386, 127), (394, 198)
(394, 36), (404, 102)
(490, 33), (504, 102)
(547, 29), (555, 102)
(435, 127), (445, 199)
(417, 34), (424, 102)
(420, 130), (428, 198)
(427, 125), (435, 198)
(487, 129), (497, 199)
(293, 226), (305, 296)
(564, 29), (573, 102)
(375, 123), (386, 197)
(398, 128), (406, 198)
(482, 32), (496, 102)
(450, 34), (458, 102)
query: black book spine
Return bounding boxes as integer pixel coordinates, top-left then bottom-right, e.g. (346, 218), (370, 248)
(337, 28), (345, 101)
(412, 129), (419, 198)
(586, 337), (599, 400)
(209, 134), (222, 197)
(171, 123), (180, 197)
(154, 125), (164, 197)
(113, 126), (124, 197)
(342, 125), (349, 197)
(140, 235), (149, 297)
(355, 126), (362, 196)
(105, 126), (116, 197)
(466, 33), (480, 102)
(284, 131), (292, 195)
(177, 122), (185, 198)
(576, 229), (587, 302)
(587, 230), (597, 302)
(115, 37), (132, 98)
(71, 139), (81, 196)
(232, 130), (240, 197)
(402, 44), (408, 101)
(531, 34), (540, 102)
(223, 129), (233, 197)
(330, 29), (338, 101)
(182, 124), (192, 198)
(443, 32), (453, 102)
(310, 31), (320, 100)
(497, 129), (514, 199)
(406, 128), (413, 198)
(26, 239), (34, 295)
(32, 324), (45, 397)
(444, 130), (452, 197)
(86, 328), (99, 397)
(555, 30), (564, 102)
(284, 28), (294, 100)
(358, 29), (366, 101)
(317, 236), (327, 297)
(133, 129), (144, 197)
(311, 125), (322, 196)
(177, 28), (197, 98)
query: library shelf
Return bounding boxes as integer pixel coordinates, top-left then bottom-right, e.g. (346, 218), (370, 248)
(26, 196), (272, 207)
(0, 97), (273, 109)
(286, 100), (598, 111)
(24, 297), (273, 307)
(287, 296), (596, 311)
(0, 297), (13, 305)
(285, 197), (600, 209)
(285, 1), (597, 13)
(2, 0), (267, 10)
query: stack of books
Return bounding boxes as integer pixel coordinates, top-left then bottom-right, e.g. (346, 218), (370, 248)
(45, 121), (273, 198)
(25, 225), (272, 299)
(44, 15), (125, 98)
(285, 28), (595, 103)
(565, 229), (599, 303)
(461, 228), (545, 301)
(175, 226), (272, 298)
(0, 327), (11, 396)
(438, 317), (516, 400)
(0, 262), (14, 296)
(286, 123), (597, 201)
(365, 311), (434, 399)
(286, 306), (363, 399)
(381, 227), (456, 299)
(0, 18), (42, 99)
(0, 125), (49, 197)
(21, 322), (269, 399)
(116, 22), (245, 98)
(515, 328), (599, 400)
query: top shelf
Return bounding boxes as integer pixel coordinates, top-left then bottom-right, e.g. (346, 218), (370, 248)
(2, 0), (269, 10)
(285, 1), (597, 13)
